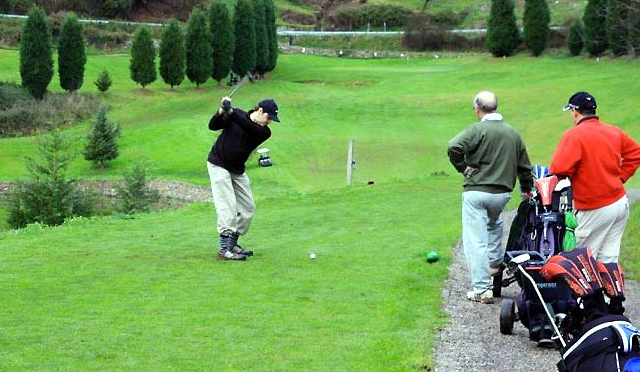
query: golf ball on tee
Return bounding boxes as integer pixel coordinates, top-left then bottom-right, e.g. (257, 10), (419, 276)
(310, 253), (316, 259)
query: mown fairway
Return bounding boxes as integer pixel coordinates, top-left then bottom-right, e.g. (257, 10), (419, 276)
(1, 49), (640, 371)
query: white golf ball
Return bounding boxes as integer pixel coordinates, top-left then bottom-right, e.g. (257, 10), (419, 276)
(310, 253), (316, 259)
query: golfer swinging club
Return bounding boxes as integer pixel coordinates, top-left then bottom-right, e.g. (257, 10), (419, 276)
(207, 96), (280, 261)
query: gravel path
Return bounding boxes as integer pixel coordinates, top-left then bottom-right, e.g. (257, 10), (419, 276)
(434, 190), (640, 372)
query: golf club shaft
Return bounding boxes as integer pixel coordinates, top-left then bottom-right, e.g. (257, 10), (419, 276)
(228, 71), (253, 98)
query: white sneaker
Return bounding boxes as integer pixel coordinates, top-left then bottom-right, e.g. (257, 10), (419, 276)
(467, 289), (494, 304)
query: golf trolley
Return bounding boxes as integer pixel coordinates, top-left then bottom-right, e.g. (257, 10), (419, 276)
(495, 168), (576, 346)
(257, 148), (272, 167)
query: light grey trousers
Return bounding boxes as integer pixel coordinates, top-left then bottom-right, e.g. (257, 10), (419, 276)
(207, 162), (255, 236)
(575, 195), (629, 263)
(462, 190), (511, 293)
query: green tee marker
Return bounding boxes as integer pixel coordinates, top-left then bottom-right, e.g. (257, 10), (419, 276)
(426, 251), (439, 263)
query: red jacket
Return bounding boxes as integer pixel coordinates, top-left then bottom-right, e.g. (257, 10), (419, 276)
(550, 117), (640, 210)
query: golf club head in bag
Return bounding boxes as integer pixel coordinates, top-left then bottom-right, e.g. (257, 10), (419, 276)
(597, 261), (625, 299)
(560, 248), (604, 292)
(541, 256), (594, 298)
(597, 261), (626, 315)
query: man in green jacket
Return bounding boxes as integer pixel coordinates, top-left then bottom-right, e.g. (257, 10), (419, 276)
(448, 91), (533, 304)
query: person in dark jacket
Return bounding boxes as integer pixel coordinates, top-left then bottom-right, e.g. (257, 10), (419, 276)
(207, 96), (280, 261)
(448, 91), (533, 304)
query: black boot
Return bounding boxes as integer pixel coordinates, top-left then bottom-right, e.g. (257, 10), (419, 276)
(217, 234), (246, 261)
(230, 233), (254, 257)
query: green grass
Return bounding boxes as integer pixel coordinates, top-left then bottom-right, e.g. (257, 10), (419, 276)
(0, 179), (458, 371)
(622, 203), (640, 280)
(2, 49), (640, 190)
(2, 50), (640, 371)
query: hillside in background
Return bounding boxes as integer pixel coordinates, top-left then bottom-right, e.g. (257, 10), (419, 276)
(4, 0), (587, 30)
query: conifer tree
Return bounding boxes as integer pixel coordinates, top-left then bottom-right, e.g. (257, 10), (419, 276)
(264, 0), (278, 72)
(232, 0), (257, 76)
(606, 0), (629, 56)
(254, 0), (270, 76)
(94, 69), (113, 92)
(486, 0), (520, 57)
(159, 19), (186, 88)
(567, 19), (585, 56)
(19, 7), (53, 100)
(209, 1), (234, 83)
(523, 0), (550, 56)
(186, 8), (213, 87)
(630, 3), (640, 57)
(7, 129), (93, 228)
(58, 13), (86, 92)
(84, 107), (120, 168)
(117, 161), (161, 214)
(583, 0), (609, 56)
(130, 26), (157, 88)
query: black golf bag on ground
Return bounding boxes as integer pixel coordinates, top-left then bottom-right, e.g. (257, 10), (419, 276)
(558, 314), (640, 372)
(534, 247), (640, 372)
(498, 173), (575, 346)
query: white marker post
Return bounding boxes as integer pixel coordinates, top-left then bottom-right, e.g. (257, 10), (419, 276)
(346, 139), (355, 185)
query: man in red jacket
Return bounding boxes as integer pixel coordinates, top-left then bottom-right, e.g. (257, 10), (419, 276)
(550, 91), (640, 263)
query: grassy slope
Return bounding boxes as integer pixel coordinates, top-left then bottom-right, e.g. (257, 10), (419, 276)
(2, 50), (640, 370)
(280, 0), (586, 28)
(2, 50), (640, 190)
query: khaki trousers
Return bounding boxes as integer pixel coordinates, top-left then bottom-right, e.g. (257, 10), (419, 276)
(575, 195), (629, 263)
(207, 162), (255, 236)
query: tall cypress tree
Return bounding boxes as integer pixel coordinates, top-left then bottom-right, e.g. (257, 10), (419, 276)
(583, 0), (609, 56)
(264, 0), (278, 72)
(185, 8), (213, 87)
(209, 1), (234, 84)
(486, 0), (520, 57)
(58, 13), (86, 92)
(19, 7), (53, 100)
(523, 0), (550, 56)
(630, 3), (640, 57)
(254, 0), (270, 76)
(606, 0), (629, 56)
(130, 26), (157, 88)
(567, 19), (585, 56)
(232, 0), (257, 76)
(84, 107), (120, 168)
(159, 19), (186, 88)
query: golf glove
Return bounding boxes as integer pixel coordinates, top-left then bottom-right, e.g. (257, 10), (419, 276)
(463, 166), (479, 178)
(221, 97), (232, 113)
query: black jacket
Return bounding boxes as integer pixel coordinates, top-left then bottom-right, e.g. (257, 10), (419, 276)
(207, 108), (271, 174)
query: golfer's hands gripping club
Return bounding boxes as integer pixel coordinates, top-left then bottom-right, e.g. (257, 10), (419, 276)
(220, 96), (232, 115)
(463, 166), (479, 179)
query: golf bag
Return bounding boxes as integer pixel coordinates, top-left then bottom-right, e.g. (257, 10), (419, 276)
(505, 174), (572, 259)
(537, 247), (639, 372)
(499, 172), (576, 346)
(558, 314), (640, 372)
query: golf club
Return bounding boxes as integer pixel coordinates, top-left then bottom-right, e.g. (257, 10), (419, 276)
(223, 71), (254, 111)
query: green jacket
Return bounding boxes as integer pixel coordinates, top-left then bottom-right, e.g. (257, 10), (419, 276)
(448, 118), (533, 194)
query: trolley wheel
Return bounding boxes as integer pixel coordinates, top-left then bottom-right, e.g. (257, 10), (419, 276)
(492, 269), (503, 298)
(500, 298), (516, 335)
